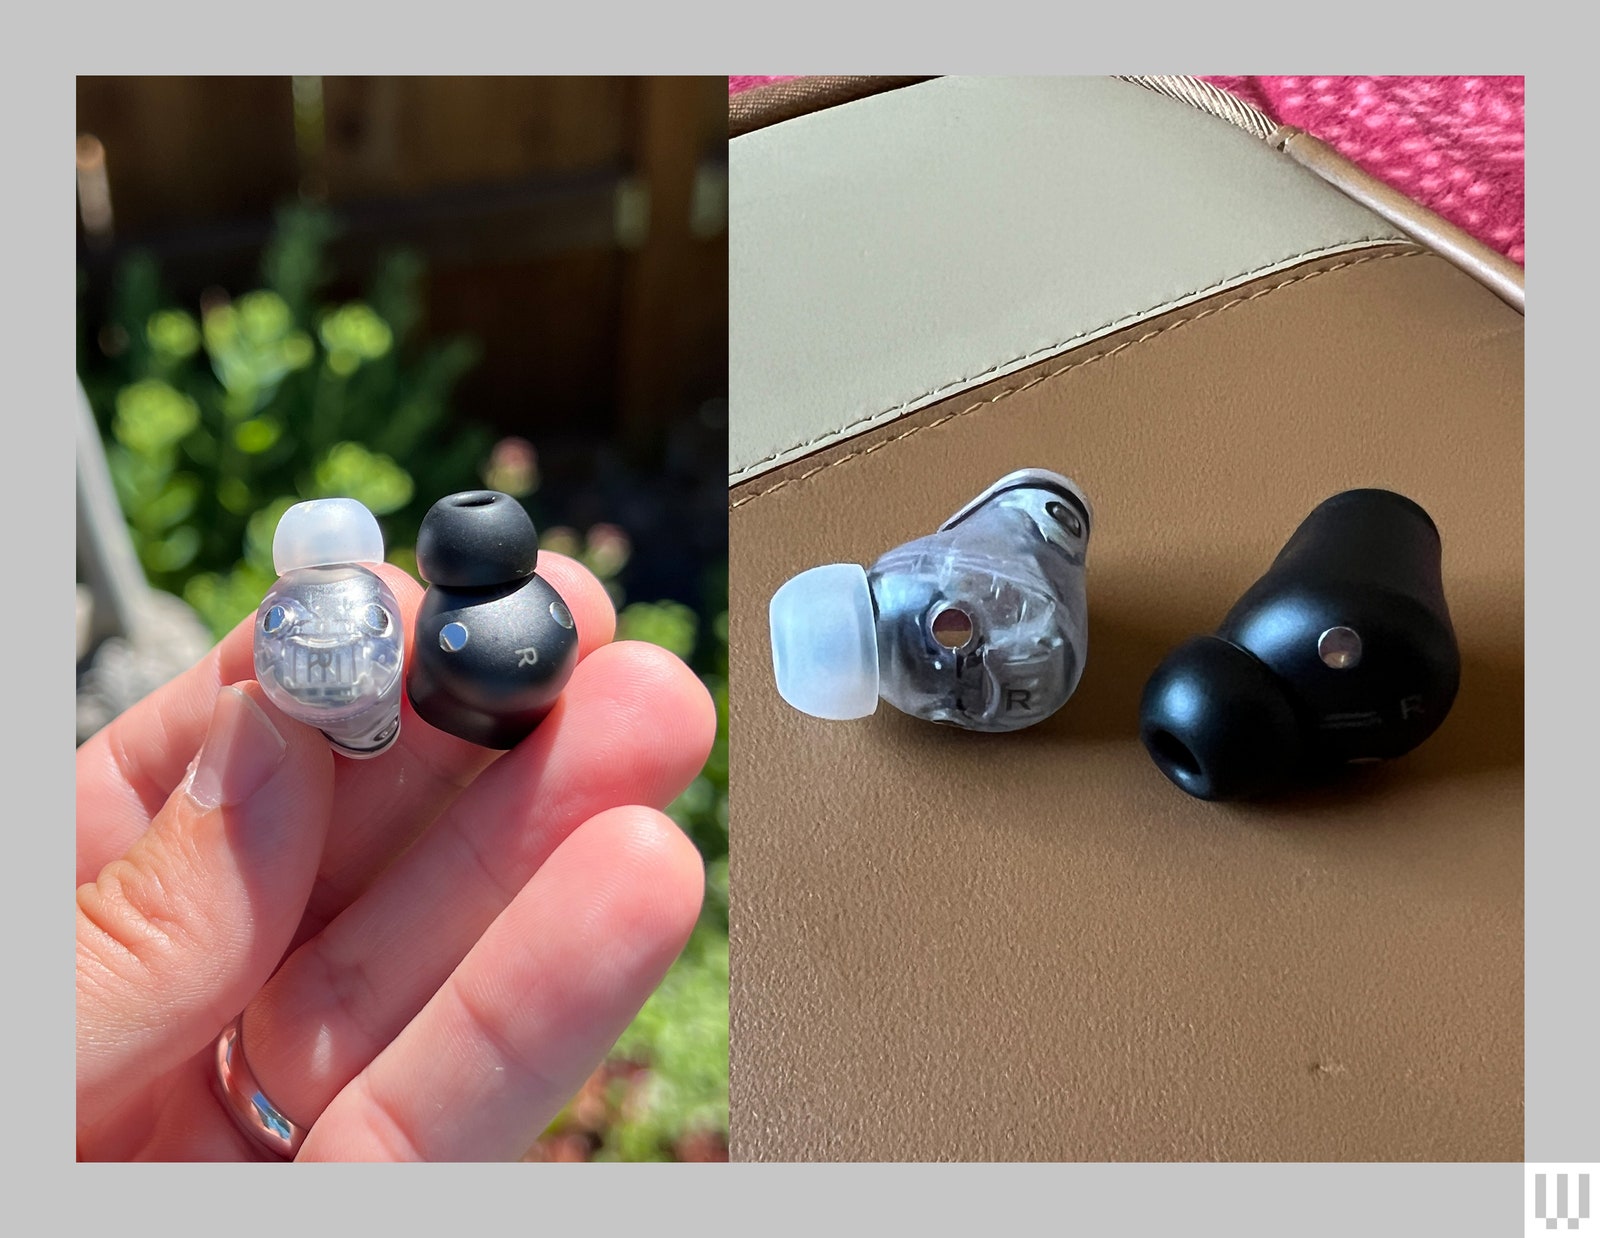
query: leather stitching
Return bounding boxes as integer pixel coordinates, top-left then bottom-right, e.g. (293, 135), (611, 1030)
(729, 236), (1412, 484)
(730, 247), (1426, 511)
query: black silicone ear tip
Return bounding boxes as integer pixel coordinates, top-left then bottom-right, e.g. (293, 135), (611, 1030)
(1138, 636), (1304, 801)
(415, 490), (539, 589)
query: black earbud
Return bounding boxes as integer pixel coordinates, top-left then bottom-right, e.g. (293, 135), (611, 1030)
(1138, 489), (1459, 801)
(406, 490), (579, 749)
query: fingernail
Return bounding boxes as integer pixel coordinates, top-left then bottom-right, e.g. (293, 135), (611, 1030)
(188, 687), (287, 810)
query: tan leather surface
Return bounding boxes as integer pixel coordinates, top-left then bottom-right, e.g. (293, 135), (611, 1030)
(727, 247), (1524, 1162)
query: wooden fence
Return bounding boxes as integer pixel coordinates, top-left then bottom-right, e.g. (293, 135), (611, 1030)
(76, 76), (729, 445)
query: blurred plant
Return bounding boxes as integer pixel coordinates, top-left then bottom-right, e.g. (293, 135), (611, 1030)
(540, 521), (638, 611)
(531, 515), (729, 1159)
(539, 871), (729, 1163)
(534, 579), (730, 1162)
(483, 434), (540, 497)
(602, 872), (729, 1162)
(78, 203), (490, 639)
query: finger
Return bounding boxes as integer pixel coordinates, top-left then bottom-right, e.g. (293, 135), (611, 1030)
(75, 619), (256, 886)
(76, 682), (334, 1130)
(297, 806), (704, 1161)
(75, 555), (614, 909)
(241, 640), (714, 1128)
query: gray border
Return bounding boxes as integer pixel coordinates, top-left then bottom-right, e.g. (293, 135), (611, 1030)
(1520, 64), (1592, 1163)
(67, 1163), (1525, 1232)
(26, 37), (1560, 1238)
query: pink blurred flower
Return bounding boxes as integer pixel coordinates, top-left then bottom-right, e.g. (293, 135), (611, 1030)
(584, 523), (631, 578)
(485, 436), (540, 497)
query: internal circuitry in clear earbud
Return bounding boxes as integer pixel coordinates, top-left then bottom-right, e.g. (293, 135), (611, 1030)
(252, 498), (404, 758)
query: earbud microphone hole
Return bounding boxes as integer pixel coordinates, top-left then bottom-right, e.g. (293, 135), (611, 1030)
(930, 606), (975, 651)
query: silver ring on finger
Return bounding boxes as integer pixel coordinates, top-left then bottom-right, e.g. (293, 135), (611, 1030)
(211, 1016), (308, 1159)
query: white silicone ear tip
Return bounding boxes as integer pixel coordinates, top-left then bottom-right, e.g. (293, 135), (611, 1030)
(272, 498), (385, 574)
(769, 562), (880, 720)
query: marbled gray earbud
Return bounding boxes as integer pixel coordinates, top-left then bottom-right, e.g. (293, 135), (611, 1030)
(769, 468), (1092, 732)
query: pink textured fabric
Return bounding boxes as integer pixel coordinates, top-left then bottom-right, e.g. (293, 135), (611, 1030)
(729, 75), (795, 94)
(1207, 76), (1523, 263)
(728, 75), (1525, 264)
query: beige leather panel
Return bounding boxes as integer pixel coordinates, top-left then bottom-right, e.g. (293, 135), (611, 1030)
(729, 76), (1408, 485)
(727, 247), (1523, 1162)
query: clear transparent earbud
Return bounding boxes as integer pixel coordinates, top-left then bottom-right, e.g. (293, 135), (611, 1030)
(252, 498), (405, 758)
(769, 469), (1091, 732)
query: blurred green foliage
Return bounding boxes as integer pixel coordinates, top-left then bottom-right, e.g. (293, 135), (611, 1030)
(601, 863), (729, 1161)
(78, 206), (729, 1161)
(599, 593), (728, 1160)
(79, 204), (490, 640)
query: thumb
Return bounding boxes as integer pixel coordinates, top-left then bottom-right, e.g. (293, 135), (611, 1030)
(76, 682), (334, 1129)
